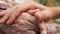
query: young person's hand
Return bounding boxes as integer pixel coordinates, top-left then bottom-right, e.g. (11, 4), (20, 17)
(28, 8), (53, 22)
(34, 9), (53, 22)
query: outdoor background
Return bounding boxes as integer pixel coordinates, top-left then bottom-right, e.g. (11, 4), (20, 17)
(35, 0), (60, 6)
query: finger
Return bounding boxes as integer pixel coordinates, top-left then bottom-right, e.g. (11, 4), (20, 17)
(34, 11), (43, 21)
(27, 10), (37, 15)
(34, 9), (48, 21)
(0, 11), (7, 17)
(6, 2), (42, 25)
(40, 29), (47, 34)
(38, 21), (47, 34)
(38, 21), (45, 28)
(6, 5), (35, 25)
(0, 8), (13, 24)
(6, 3), (32, 25)
(27, 9), (40, 15)
(6, 10), (21, 25)
(6, 15), (16, 25)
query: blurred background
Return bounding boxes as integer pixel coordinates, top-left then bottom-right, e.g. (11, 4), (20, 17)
(35, 0), (60, 6)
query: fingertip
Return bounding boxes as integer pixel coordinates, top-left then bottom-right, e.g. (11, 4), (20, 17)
(35, 9), (41, 12)
(6, 20), (14, 25)
(6, 22), (11, 25)
(34, 12), (41, 18)
(0, 20), (5, 24)
(0, 11), (6, 17)
(6, 20), (13, 25)
(6, 21), (15, 25)
(27, 10), (37, 15)
(6, 17), (15, 25)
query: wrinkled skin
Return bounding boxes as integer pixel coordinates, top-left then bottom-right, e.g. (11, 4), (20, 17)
(0, 2), (40, 34)
(0, 1), (51, 34)
(0, 12), (39, 34)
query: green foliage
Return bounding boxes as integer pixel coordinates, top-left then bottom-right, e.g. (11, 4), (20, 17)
(55, 0), (60, 6)
(35, 0), (60, 6)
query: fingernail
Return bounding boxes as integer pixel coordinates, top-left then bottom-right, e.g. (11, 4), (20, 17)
(6, 22), (10, 25)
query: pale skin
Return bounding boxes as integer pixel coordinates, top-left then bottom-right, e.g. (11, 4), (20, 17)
(0, 0), (60, 34)
(0, 0), (47, 24)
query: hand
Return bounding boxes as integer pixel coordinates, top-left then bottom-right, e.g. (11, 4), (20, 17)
(0, 0), (47, 25)
(28, 9), (48, 34)
(28, 8), (53, 22)
(34, 9), (53, 22)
